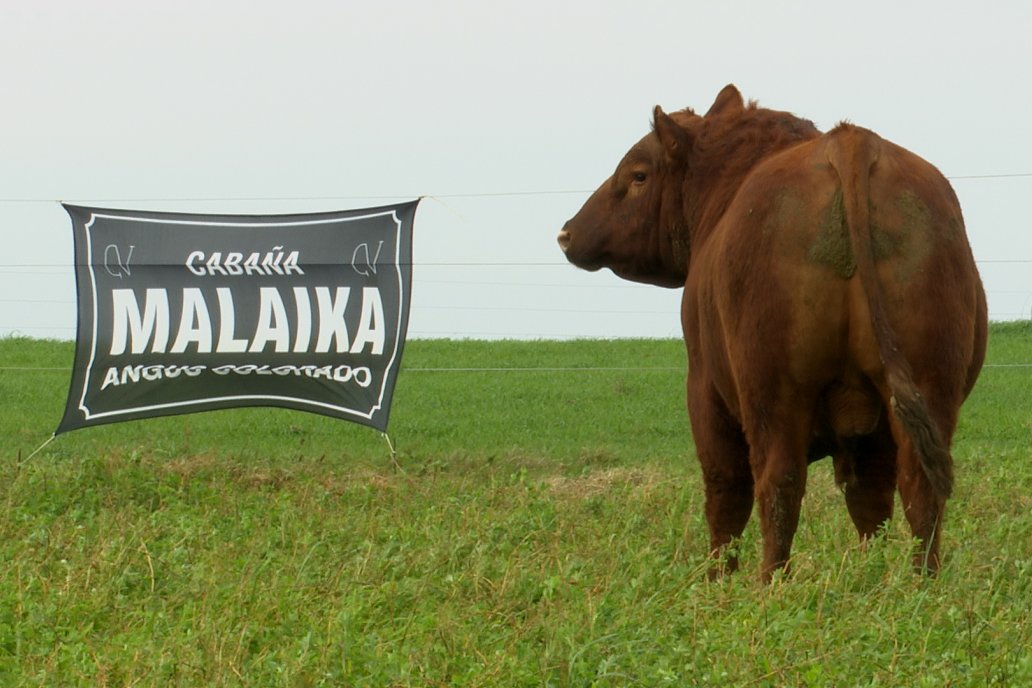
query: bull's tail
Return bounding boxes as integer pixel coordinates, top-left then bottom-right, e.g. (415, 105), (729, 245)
(827, 125), (953, 499)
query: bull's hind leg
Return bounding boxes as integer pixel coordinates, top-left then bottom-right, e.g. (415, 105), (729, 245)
(895, 437), (946, 574)
(748, 410), (813, 583)
(833, 424), (897, 541)
(891, 393), (959, 575)
(688, 377), (753, 578)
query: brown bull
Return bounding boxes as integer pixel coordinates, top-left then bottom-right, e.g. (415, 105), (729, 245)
(558, 85), (987, 581)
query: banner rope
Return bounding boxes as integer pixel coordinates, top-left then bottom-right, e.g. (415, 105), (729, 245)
(424, 194), (469, 223)
(382, 432), (405, 474)
(20, 433), (57, 465)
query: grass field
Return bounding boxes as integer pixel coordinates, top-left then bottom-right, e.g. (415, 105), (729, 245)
(1, 324), (1030, 686)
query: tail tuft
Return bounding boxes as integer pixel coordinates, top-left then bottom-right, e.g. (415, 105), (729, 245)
(890, 387), (954, 498)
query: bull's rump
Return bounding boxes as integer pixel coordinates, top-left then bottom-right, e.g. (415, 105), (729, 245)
(687, 128), (984, 437)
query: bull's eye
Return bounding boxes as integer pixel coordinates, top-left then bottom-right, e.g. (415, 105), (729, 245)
(632, 171), (647, 183)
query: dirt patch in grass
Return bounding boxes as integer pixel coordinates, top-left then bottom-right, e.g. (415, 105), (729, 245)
(546, 466), (666, 500)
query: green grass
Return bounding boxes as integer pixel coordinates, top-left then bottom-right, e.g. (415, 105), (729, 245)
(1, 325), (1030, 686)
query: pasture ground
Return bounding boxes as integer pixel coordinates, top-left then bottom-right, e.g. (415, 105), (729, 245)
(1, 324), (1030, 686)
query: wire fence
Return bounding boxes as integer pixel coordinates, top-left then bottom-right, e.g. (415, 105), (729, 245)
(1, 170), (1031, 203)
(1, 363), (1029, 373)
(2, 184), (1030, 338)
(1, 278), (1029, 335)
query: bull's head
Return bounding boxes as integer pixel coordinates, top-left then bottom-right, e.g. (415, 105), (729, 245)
(557, 106), (699, 288)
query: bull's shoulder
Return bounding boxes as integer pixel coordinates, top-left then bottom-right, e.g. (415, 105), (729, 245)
(710, 138), (839, 242)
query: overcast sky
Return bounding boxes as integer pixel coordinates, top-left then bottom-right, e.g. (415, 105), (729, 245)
(2, 1), (1030, 340)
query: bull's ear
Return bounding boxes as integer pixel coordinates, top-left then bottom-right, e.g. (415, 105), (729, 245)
(705, 84), (745, 118)
(653, 106), (692, 162)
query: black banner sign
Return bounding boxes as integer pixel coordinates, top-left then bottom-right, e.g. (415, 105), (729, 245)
(58, 201), (418, 434)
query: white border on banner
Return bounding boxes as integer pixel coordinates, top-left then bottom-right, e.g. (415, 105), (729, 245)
(76, 209), (407, 423)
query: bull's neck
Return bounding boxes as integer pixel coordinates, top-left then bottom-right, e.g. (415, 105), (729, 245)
(681, 114), (820, 258)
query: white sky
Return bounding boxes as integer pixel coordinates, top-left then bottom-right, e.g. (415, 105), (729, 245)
(2, 0), (1030, 340)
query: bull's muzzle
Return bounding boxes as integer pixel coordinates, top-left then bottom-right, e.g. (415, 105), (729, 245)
(557, 226), (572, 253)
